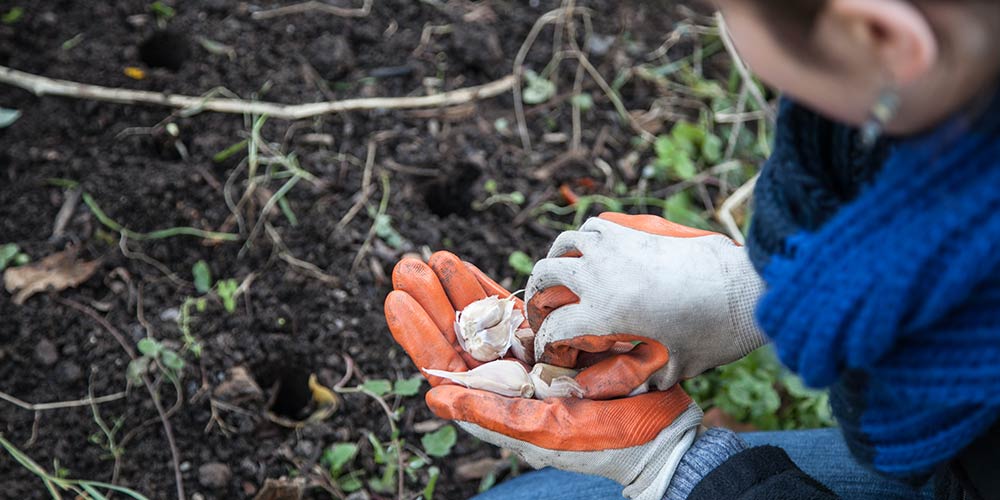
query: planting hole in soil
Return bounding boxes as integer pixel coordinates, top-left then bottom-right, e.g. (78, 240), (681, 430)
(259, 364), (313, 420)
(423, 161), (481, 217)
(138, 30), (190, 71)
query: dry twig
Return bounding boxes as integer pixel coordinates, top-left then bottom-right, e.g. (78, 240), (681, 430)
(251, 0), (373, 20)
(717, 173), (759, 245)
(0, 65), (515, 120)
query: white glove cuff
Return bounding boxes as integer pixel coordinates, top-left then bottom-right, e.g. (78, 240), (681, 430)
(721, 247), (767, 356)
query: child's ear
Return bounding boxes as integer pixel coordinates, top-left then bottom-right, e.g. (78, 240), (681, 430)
(828, 0), (938, 85)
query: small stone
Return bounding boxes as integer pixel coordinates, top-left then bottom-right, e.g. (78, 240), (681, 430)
(191, 494), (205, 500)
(294, 440), (315, 457)
(56, 361), (82, 383)
(213, 366), (263, 402)
(306, 34), (354, 81)
(198, 462), (232, 489)
(159, 307), (180, 322)
(179, 461), (191, 472)
(35, 339), (59, 366)
(345, 491), (371, 500)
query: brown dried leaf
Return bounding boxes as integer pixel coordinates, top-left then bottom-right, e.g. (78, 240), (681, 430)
(3, 247), (99, 304)
(253, 477), (305, 500)
(456, 457), (506, 480)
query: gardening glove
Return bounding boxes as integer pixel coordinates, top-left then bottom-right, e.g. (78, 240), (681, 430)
(526, 213), (766, 391)
(385, 252), (702, 500)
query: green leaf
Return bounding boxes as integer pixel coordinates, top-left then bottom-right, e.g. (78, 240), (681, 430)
(126, 357), (150, 384)
(653, 136), (696, 180)
(702, 133), (723, 163)
(367, 433), (387, 464)
(374, 214), (405, 249)
(421, 425), (457, 458)
(0, 243), (19, 270)
(362, 378), (392, 397)
(80, 483), (110, 500)
(522, 70), (556, 104)
(1, 7), (23, 25)
(393, 377), (422, 397)
(571, 93), (594, 112)
(508, 251), (534, 275)
(339, 472), (364, 492)
(212, 139), (248, 163)
(670, 121), (705, 154)
(148, 1), (175, 19)
(321, 443), (358, 475)
(160, 349), (185, 373)
(478, 471), (497, 493)
(664, 192), (706, 229)
(13, 253), (28, 266)
(136, 338), (161, 357)
(216, 279), (239, 313)
(423, 465), (441, 500)
(0, 107), (21, 128)
(192, 260), (212, 294)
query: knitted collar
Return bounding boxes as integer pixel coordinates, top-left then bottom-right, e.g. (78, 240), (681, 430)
(747, 88), (1000, 479)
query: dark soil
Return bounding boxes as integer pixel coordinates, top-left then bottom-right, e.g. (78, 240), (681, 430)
(0, 1), (705, 498)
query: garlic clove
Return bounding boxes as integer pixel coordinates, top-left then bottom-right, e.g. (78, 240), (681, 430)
(424, 360), (535, 398)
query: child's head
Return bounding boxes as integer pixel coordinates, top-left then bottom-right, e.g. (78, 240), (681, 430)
(713, 0), (1000, 134)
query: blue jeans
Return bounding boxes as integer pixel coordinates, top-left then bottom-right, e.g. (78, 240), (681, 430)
(472, 428), (934, 500)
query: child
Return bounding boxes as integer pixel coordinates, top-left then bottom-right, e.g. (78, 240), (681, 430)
(385, 1), (1000, 498)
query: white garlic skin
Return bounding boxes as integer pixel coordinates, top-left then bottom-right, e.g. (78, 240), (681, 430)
(424, 360), (534, 398)
(424, 361), (584, 400)
(454, 295), (524, 362)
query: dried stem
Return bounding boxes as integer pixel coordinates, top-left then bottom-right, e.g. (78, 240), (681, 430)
(0, 65), (515, 121)
(0, 390), (126, 412)
(251, 0), (373, 20)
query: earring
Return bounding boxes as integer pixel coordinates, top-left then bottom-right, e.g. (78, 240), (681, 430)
(860, 87), (901, 147)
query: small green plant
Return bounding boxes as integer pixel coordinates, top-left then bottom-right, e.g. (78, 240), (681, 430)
(570, 93), (594, 112)
(683, 347), (835, 430)
(522, 69), (556, 104)
(148, 1), (174, 27)
(420, 425), (457, 458)
(0, 243), (29, 270)
(216, 279), (239, 313)
(127, 338), (185, 385)
(1, 6), (24, 24)
(473, 179), (525, 211)
(508, 251), (535, 276)
(649, 120), (723, 181)
(192, 260), (212, 294)
(0, 434), (150, 500)
(178, 297), (205, 355)
(321, 443), (364, 492)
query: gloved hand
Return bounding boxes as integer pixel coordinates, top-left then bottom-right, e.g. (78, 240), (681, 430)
(385, 252), (702, 500)
(526, 213), (766, 390)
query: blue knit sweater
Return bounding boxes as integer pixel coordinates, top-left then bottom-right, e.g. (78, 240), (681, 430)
(746, 89), (1000, 481)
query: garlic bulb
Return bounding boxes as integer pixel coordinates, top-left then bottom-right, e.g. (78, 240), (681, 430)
(424, 361), (584, 400)
(454, 295), (524, 362)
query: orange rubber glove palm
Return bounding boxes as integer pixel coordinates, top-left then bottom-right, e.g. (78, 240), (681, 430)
(385, 251), (701, 500)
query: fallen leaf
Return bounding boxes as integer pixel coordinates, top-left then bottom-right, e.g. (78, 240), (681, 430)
(456, 457), (506, 480)
(4, 247), (99, 304)
(214, 366), (264, 402)
(124, 66), (146, 80)
(253, 477), (305, 500)
(308, 374), (338, 407)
